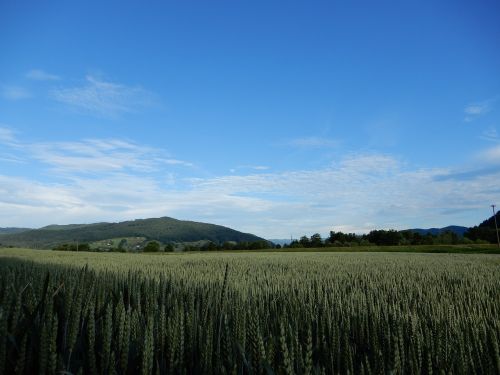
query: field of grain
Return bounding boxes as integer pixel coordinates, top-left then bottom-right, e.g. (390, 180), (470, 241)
(0, 248), (498, 374)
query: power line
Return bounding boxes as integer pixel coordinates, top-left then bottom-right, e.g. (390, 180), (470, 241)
(491, 204), (500, 249)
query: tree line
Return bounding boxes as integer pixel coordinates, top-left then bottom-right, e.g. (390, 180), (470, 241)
(285, 228), (488, 248)
(50, 211), (500, 252)
(53, 240), (274, 252)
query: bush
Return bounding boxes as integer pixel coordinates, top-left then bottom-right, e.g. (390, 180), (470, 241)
(143, 241), (160, 252)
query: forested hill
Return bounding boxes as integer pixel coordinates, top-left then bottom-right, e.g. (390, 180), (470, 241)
(0, 228), (31, 235)
(464, 211), (500, 243)
(0, 217), (264, 249)
(409, 225), (468, 237)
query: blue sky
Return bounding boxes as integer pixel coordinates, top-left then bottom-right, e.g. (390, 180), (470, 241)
(1, 0), (499, 238)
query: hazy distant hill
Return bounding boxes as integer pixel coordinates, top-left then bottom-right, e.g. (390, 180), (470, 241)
(0, 227), (31, 235)
(0, 217), (264, 249)
(408, 225), (468, 237)
(268, 239), (292, 246)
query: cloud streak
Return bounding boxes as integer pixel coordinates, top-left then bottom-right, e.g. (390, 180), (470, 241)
(0, 130), (498, 237)
(464, 97), (497, 122)
(479, 144), (500, 164)
(1, 86), (31, 100)
(0, 127), (16, 143)
(480, 127), (499, 142)
(0, 129), (193, 176)
(51, 75), (154, 117)
(288, 136), (339, 148)
(26, 69), (60, 81)
(465, 104), (489, 116)
(229, 165), (270, 173)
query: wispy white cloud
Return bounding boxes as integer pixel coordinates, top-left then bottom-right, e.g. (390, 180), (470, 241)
(465, 104), (489, 116)
(432, 144), (500, 181)
(0, 175), (82, 209)
(480, 127), (499, 142)
(186, 156), (500, 235)
(478, 144), (500, 164)
(1, 86), (31, 100)
(464, 97), (497, 122)
(0, 130), (193, 175)
(229, 165), (270, 173)
(0, 127), (16, 143)
(288, 136), (339, 148)
(1, 130), (499, 238)
(31, 139), (158, 173)
(0, 154), (25, 164)
(51, 75), (154, 117)
(26, 69), (60, 81)
(1, 150), (497, 237)
(0, 127), (24, 163)
(163, 159), (194, 167)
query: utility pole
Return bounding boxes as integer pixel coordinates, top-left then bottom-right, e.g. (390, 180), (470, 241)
(492, 205), (500, 249)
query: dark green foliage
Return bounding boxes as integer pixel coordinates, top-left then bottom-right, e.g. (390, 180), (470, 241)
(309, 233), (323, 247)
(201, 241), (218, 251)
(52, 243), (90, 251)
(185, 240), (273, 251)
(0, 253), (498, 374)
(465, 211), (500, 243)
(366, 229), (402, 246)
(327, 230), (358, 244)
(143, 241), (160, 252)
(117, 239), (127, 252)
(299, 236), (310, 247)
(288, 228), (487, 248)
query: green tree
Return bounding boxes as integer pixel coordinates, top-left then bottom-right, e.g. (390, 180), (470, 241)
(365, 230), (401, 246)
(202, 241), (218, 251)
(118, 239), (128, 252)
(310, 233), (323, 247)
(143, 241), (160, 252)
(299, 236), (311, 247)
(223, 241), (235, 250)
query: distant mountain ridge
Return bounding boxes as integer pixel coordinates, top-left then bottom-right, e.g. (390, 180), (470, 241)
(268, 239), (292, 246)
(0, 227), (32, 235)
(408, 225), (468, 237)
(0, 217), (265, 249)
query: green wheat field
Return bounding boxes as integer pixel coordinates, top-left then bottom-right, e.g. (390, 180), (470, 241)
(0, 248), (499, 374)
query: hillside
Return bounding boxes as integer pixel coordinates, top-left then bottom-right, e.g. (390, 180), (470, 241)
(408, 225), (468, 237)
(464, 211), (500, 243)
(0, 217), (265, 249)
(0, 227), (32, 235)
